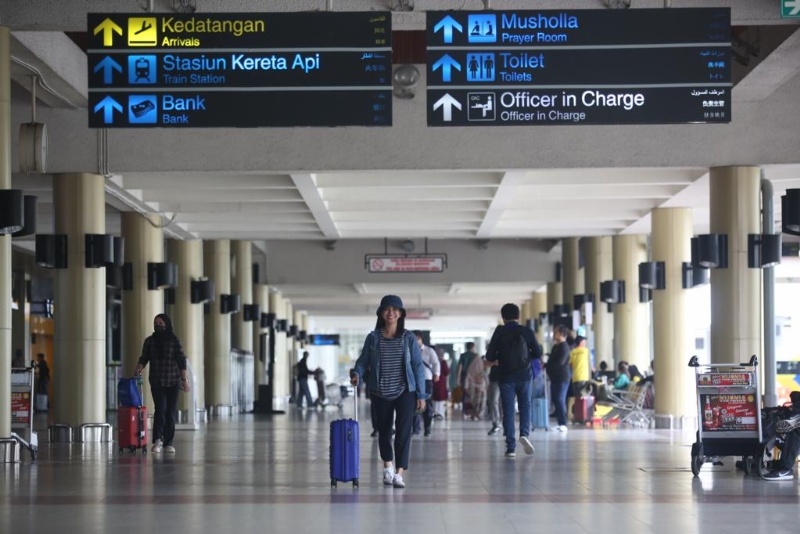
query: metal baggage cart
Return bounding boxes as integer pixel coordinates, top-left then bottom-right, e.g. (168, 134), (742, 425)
(11, 366), (39, 460)
(688, 355), (760, 476)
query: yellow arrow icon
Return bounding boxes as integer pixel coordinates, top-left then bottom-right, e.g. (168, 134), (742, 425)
(93, 18), (124, 47)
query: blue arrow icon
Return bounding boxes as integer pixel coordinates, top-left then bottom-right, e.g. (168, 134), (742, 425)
(93, 56), (123, 84)
(432, 54), (461, 82)
(433, 15), (463, 44)
(93, 96), (123, 124)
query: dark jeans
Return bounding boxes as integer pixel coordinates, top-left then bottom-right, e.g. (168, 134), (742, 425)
(372, 389), (416, 470)
(779, 429), (800, 470)
(550, 379), (570, 426)
(413, 379), (434, 432)
(151, 385), (180, 446)
(296, 378), (313, 407)
(499, 380), (531, 450)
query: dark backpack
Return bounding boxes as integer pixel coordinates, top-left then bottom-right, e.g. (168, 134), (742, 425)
(495, 327), (530, 374)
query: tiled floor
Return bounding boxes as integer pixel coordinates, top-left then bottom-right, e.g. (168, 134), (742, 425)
(3, 401), (799, 533)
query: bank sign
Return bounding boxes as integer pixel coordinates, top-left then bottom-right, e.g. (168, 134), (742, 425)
(427, 8), (731, 126)
(87, 13), (392, 127)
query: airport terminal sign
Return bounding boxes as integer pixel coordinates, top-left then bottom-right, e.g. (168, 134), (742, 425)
(426, 8), (731, 126)
(87, 12), (392, 127)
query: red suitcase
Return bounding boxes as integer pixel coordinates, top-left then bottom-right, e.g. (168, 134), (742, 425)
(118, 406), (148, 454)
(573, 395), (595, 424)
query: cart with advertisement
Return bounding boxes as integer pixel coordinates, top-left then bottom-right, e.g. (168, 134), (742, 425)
(688, 355), (760, 476)
(11, 366), (39, 460)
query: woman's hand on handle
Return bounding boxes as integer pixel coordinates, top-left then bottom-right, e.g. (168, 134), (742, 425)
(350, 373), (359, 387)
(417, 399), (426, 412)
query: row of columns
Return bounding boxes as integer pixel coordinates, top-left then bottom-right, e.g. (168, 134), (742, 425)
(0, 173), (301, 435)
(520, 166), (766, 427)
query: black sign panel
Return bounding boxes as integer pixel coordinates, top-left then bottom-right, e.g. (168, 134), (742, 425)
(87, 12), (391, 127)
(427, 8), (731, 126)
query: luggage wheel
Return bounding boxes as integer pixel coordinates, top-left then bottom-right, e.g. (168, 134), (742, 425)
(331, 479), (337, 488)
(353, 479), (359, 488)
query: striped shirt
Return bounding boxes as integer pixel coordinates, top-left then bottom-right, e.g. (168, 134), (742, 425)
(377, 336), (406, 400)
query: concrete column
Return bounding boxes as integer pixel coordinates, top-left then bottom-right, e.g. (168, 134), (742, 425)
(231, 240), (253, 352)
(11, 270), (30, 366)
(521, 301), (531, 323)
(709, 166), (761, 364)
(252, 284), (270, 399)
(562, 237), (583, 312)
(270, 293), (289, 406)
(204, 240), (231, 408)
(651, 208), (694, 428)
(531, 292), (548, 345)
(612, 234), (650, 369)
(585, 236), (614, 366)
(546, 281), (563, 311)
(53, 173), (106, 427)
(167, 239), (204, 411)
(0, 27), (11, 436)
(121, 212), (164, 415)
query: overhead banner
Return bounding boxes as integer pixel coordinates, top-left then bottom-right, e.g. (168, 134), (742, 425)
(365, 254), (447, 273)
(427, 8), (731, 126)
(87, 12), (392, 127)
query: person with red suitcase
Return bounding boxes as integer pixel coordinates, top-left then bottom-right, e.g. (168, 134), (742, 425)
(135, 313), (190, 454)
(569, 336), (594, 424)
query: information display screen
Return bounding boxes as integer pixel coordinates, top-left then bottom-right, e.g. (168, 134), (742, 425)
(87, 12), (392, 127)
(426, 8), (731, 126)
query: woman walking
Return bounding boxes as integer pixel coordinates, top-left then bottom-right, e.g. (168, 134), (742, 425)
(351, 295), (427, 488)
(135, 313), (189, 454)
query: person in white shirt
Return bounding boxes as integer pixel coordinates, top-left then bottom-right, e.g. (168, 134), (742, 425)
(413, 331), (440, 437)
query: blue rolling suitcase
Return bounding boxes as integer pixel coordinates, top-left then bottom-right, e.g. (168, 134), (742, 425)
(330, 393), (359, 488)
(532, 398), (549, 430)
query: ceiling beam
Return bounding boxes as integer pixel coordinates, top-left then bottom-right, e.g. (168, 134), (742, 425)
(290, 173), (340, 239)
(476, 171), (526, 238)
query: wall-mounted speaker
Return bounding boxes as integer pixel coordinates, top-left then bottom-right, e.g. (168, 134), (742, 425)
(35, 234), (68, 269)
(147, 262), (177, 290)
(220, 293), (241, 314)
(243, 304), (260, 321)
(12, 195), (37, 237)
(85, 234), (114, 268)
(190, 279), (214, 304)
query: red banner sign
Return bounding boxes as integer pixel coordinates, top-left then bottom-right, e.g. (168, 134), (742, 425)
(366, 255), (446, 273)
(698, 372), (752, 387)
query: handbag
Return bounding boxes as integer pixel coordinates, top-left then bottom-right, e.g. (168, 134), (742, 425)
(451, 385), (464, 403)
(118, 377), (143, 407)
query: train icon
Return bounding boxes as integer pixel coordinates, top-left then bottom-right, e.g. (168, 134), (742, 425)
(128, 55), (156, 84)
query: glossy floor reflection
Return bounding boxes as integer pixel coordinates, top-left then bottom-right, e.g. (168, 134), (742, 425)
(2, 401), (799, 533)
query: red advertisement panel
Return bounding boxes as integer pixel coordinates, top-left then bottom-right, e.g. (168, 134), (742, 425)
(700, 393), (758, 432)
(11, 391), (31, 425)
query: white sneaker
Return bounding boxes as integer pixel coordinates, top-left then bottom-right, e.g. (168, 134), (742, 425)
(557, 425), (569, 432)
(164, 445), (176, 453)
(392, 473), (406, 488)
(519, 436), (535, 455)
(383, 467), (395, 486)
(151, 439), (163, 453)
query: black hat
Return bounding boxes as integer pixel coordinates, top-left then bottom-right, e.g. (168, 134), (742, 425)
(574, 335), (585, 345)
(377, 294), (405, 314)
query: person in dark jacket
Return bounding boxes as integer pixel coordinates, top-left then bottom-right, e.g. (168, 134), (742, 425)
(485, 303), (543, 458)
(135, 313), (189, 454)
(295, 351), (314, 408)
(546, 324), (571, 432)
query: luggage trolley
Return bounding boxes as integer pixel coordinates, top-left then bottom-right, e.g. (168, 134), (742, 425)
(688, 355), (761, 476)
(11, 366), (39, 460)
